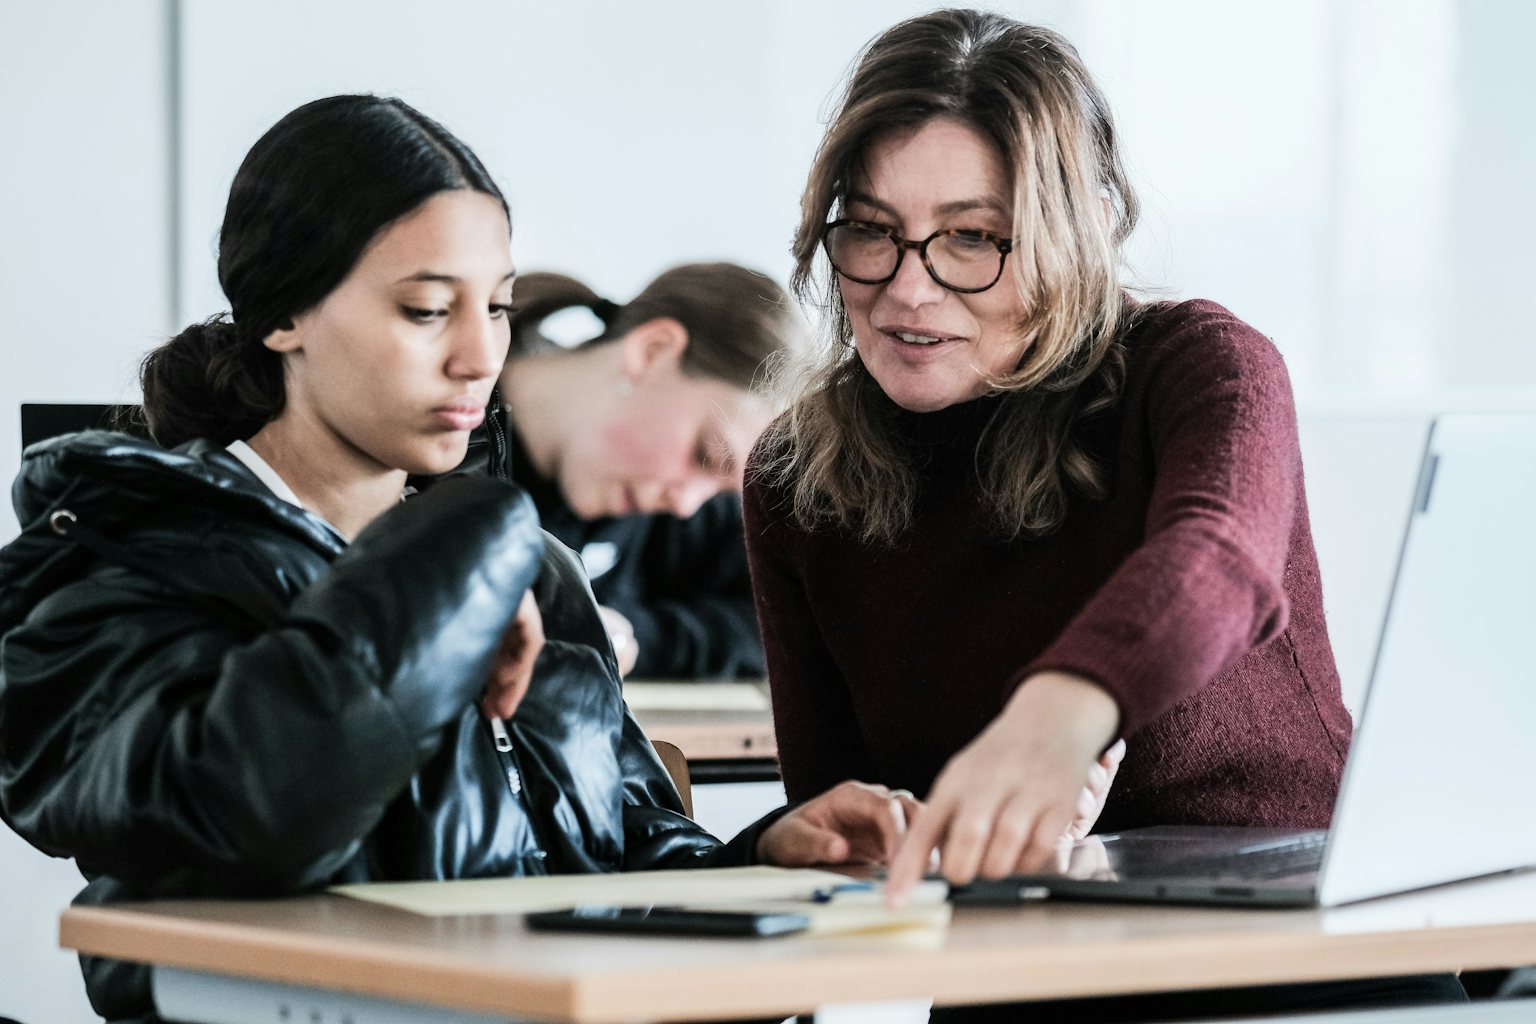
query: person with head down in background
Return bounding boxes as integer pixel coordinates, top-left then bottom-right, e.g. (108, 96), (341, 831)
(489, 265), (808, 679)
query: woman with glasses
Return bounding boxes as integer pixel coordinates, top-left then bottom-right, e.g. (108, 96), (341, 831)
(745, 11), (1461, 1015)
(751, 3), (1347, 875)
(486, 265), (806, 680)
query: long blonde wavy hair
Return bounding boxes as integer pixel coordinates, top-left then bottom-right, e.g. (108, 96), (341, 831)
(760, 9), (1141, 544)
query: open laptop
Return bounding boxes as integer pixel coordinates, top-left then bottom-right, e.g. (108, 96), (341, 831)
(958, 413), (1536, 908)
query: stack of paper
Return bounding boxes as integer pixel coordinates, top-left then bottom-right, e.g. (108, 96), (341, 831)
(330, 867), (951, 936)
(332, 866), (850, 916)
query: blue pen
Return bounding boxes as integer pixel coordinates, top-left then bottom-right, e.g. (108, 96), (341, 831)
(811, 881), (876, 903)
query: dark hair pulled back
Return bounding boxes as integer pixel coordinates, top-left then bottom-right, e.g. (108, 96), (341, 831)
(141, 95), (508, 447)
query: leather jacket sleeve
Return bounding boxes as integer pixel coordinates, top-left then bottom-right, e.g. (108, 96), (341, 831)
(508, 534), (736, 870)
(615, 698), (783, 869)
(0, 477), (542, 896)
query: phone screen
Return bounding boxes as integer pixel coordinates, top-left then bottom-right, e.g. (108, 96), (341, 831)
(525, 905), (810, 938)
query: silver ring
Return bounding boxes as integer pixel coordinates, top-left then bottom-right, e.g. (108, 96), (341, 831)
(49, 509), (77, 536)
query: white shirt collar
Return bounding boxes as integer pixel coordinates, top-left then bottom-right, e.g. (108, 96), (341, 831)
(226, 439), (306, 510)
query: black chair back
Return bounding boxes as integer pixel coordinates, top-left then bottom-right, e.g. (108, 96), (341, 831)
(19, 403), (144, 449)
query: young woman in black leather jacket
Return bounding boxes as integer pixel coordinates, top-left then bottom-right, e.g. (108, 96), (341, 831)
(0, 95), (917, 1023)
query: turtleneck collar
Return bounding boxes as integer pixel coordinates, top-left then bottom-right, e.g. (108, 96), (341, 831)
(887, 390), (1011, 462)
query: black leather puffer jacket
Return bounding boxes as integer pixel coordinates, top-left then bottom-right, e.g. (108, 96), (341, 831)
(0, 433), (758, 1021)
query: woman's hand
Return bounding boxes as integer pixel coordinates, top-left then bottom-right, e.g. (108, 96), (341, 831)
(481, 591), (545, 721)
(756, 781), (923, 867)
(596, 605), (638, 677)
(884, 671), (1120, 907)
(1066, 738), (1126, 841)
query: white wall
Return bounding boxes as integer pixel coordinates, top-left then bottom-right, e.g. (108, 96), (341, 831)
(0, 2), (174, 542)
(8, 0), (1535, 533)
(6, 0), (1529, 525)
(1447, 0), (1536, 388)
(4, 2), (1535, 1020)
(2, 5), (171, 1020)
(173, 0), (1007, 325)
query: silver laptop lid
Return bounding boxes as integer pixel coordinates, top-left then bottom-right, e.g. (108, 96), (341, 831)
(1319, 413), (1536, 906)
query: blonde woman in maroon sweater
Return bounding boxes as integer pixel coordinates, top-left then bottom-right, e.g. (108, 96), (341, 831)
(746, 11), (1466, 1016)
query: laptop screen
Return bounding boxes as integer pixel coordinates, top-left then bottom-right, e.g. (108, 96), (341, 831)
(1319, 412), (1536, 905)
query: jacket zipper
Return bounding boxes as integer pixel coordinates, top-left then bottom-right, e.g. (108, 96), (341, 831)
(486, 387), (510, 480)
(488, 715), (520, 793)
(486, 716), (548, 871)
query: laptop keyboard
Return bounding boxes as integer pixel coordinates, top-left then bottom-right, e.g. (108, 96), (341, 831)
(1139, 831), (1328, 882)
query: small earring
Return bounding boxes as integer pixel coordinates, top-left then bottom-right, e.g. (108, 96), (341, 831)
(617, 378), (634, 398)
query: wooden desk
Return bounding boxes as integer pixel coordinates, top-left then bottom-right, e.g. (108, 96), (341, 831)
(624, 680), (778, 770)
(59, 870), (1536, 1023)
(630, 707), (777, 762)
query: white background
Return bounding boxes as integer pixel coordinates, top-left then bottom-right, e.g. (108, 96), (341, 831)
(3, 2), (1534, 1020)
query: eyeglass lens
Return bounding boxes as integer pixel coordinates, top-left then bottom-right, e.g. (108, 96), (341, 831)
(825, 223), (1006, 291)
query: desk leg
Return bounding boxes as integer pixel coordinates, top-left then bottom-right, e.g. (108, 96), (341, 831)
(814, 999), (931, 1023)
(153, 966), (546, 1024)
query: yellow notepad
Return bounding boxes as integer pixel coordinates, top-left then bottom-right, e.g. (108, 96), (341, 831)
(705, 898), (953, 937)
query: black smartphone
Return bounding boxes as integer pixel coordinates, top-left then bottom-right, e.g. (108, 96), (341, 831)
(524, 905), (810, 938)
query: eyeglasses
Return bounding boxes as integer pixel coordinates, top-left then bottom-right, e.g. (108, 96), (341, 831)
(821, 219), (1014, 294)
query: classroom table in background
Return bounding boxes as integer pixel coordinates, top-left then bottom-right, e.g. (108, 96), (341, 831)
(624, 679), (779, 783)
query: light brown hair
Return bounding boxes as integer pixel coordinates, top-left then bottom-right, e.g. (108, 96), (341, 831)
(762, 8), (1140, 543)
(506, 263), (807, 394)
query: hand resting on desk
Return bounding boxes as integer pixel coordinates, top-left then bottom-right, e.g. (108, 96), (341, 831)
(756, 781), (924, 866)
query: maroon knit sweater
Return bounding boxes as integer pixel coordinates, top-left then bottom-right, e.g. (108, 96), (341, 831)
(744, 300), (1353, 831)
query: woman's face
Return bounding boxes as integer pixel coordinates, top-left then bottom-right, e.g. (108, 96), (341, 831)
(559, 354), (775, 520)
(269, 190), (515, 477)
(838, 118), (1027, 413)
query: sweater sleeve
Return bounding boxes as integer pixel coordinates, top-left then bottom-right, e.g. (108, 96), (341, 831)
(1020, 303), (1299, 735)
(742, 459), (878, 802)
(0, 478), (543, 896)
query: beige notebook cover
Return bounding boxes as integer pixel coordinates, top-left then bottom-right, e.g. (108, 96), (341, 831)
(330, 865), (850, 917)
